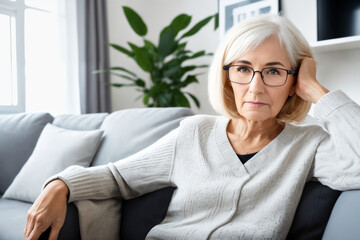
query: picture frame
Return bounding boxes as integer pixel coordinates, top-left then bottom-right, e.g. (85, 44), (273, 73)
(219, 0), (280, 38)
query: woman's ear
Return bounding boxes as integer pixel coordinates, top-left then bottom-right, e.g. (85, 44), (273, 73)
(289, 85), (295, 97)
(289, 76), (297, 96)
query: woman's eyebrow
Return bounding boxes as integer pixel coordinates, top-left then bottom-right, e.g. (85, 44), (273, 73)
(265, 61), (285, 67)
(233, 60), (251, 65)
(233, 60), (285, 67)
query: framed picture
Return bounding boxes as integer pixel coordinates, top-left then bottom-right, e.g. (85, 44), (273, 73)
(219, 0), (280, 38)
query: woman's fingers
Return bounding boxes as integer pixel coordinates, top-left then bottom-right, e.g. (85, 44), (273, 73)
(295, 57), (328, 103)
(24, 180), (69, 240)
(48, 224), (62, 240)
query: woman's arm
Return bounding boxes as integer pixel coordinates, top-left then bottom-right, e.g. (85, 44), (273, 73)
(25, 179), (68, 240)
(296, 58), (360, 190)
(312, 91), (360, 190)
(24, 127), (180, 239)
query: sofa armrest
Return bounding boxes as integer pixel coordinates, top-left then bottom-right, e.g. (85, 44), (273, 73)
(322, 190), (360, 240)
(39, 202), (81, 240)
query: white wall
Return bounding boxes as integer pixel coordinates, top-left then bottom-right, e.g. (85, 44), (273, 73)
(282, 0), (360, 104)
(107, 0), (360, 114)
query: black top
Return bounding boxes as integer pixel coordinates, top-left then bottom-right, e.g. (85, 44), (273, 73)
(236, 152), (257, 164)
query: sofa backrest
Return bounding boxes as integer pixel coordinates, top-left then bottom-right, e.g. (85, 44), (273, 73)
(52, 113), (108, 131)
(0, 113), (53, 194)
(0, 108), (194, 194)
(91, 107), (194, 166)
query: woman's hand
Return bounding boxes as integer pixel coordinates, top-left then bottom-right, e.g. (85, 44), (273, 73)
(24, 179), (69, 240)
(295, 57), (329, 104)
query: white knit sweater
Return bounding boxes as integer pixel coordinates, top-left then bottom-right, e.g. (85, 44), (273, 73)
(55, 91), (360, 240)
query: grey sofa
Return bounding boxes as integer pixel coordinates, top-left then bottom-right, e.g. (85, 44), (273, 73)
(0, 107), (359, 240)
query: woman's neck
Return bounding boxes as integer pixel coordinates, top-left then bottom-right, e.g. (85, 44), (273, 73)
(226, 117), (284, 154)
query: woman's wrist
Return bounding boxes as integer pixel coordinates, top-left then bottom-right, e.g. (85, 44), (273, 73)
(46, 179), (69, 198)
(312, 82), (329, 104)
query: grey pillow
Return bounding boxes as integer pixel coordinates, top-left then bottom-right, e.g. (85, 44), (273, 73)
(0, 113), (53, 194)
(3, 123), (103, 203)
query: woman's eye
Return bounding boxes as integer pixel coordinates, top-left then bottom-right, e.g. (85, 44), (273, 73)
(267, 68), (280, 75)
(236, 66), (250, 73)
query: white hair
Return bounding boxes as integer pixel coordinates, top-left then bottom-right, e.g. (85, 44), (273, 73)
(208, 14), (312, 122)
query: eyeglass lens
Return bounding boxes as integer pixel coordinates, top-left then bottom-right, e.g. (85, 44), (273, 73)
(228, 65), (288, 86)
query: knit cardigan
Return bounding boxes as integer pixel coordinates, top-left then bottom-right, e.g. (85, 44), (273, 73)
(53, 90), (360, 240)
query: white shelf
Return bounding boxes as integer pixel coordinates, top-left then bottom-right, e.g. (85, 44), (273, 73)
(310, 35), (360, 53)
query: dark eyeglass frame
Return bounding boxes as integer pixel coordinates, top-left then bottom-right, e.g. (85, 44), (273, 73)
(223, 65), (298, 87)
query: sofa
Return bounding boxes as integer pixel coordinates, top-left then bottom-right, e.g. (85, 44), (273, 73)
(0, 107), (359, 240)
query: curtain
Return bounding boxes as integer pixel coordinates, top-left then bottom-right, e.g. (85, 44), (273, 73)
(77, 0), (111, 113)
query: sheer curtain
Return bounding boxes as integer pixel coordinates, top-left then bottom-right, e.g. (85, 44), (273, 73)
(77, 0), (111, 114)
(25, 0), (81, 115)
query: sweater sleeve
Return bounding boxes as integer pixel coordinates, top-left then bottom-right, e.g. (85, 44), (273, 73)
(49, 127), (179, 202)
(312, 90), (360, 191)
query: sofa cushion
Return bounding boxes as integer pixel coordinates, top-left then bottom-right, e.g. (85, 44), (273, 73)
(322, 190), (360, 240)
(3, 124), (103, 203)
(53, 113), (108, 130)
(0, 198), (80, 240)
(121, 187), (175, 239)
(0, 198), (32, 240)
(0, 113), (53, 194)
(92, 107), (194, 166)
(286, 181), (341, 239)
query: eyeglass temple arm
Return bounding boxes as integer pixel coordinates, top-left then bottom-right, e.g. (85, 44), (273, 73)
(223, 65), (230, 70)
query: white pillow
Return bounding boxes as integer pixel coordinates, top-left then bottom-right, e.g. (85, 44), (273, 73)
(3, 123), (103, 203)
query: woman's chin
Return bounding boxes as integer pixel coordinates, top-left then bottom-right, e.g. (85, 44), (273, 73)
(240, 112), (274, 122)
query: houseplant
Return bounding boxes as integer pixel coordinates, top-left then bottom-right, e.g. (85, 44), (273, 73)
(97, 6), (218, 108)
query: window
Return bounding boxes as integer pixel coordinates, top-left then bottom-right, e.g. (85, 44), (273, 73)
(0, 0), (80, 115)
(0, 1), (23, 113)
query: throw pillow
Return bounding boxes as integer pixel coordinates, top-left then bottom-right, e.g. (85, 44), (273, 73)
(3, 123), (103, 203)
(286, 181), (341, 240)
(120, 187), (175, 239)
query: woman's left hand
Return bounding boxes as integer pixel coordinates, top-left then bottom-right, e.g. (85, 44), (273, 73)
(294, 57), (329, 104)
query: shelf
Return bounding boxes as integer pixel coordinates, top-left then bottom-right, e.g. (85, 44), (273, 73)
(310, 35), (360, 53)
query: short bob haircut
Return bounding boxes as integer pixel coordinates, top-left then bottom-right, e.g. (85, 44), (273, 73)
(208, 15), (312, 123)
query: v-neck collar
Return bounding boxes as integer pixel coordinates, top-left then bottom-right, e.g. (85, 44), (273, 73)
(215, 117), (289, 177)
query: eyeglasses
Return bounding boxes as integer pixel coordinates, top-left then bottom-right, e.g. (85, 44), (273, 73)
(223, 65), (298, 87)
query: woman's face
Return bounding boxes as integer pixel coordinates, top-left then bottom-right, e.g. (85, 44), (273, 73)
(230, 36), (295, 122)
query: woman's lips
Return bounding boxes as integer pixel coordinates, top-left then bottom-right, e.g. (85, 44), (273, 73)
(244, 101), (268, 107)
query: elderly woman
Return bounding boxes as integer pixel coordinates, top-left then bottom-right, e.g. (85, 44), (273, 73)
(25, 15), (360, 240)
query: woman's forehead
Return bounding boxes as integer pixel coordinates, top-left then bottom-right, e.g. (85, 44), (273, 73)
(231, 37), (291, 67)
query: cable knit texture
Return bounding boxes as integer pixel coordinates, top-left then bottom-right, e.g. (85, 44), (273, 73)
(51, 90), (360, 240)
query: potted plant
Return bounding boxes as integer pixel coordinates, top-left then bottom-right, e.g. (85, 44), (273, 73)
(96, 6), (218, 108)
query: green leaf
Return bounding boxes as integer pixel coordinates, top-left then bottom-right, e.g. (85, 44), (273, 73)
(135, 79), (146, 87)
(173, 92), (190, 107)
(166, 14), (192, 37)
(93, 67), (137, 77)
(181, 75), (199, 87)
(163, 65), (182, 78)
(158, 27), (177, 58)
(157, 92), (172, 107)
(144, 40), (156, 51)
(123, 6), (147, 36)
(148, 83), (168, 97)
(109, 73), (136, 81)
(190, 51), (206, 59)
(186, 92), (200, 108)
(128, 43), (153, 72)
(110, 83), (134, 88)
(108, 43), (134, 58)
(143, 94), (149, 105)
(181, 15), (213, 38)
(214, 13), (219, 30)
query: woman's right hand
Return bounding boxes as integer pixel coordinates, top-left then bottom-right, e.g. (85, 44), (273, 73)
(24, 179), (69, 240)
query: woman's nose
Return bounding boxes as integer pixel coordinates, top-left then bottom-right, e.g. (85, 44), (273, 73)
(248, 71), (265, 93)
